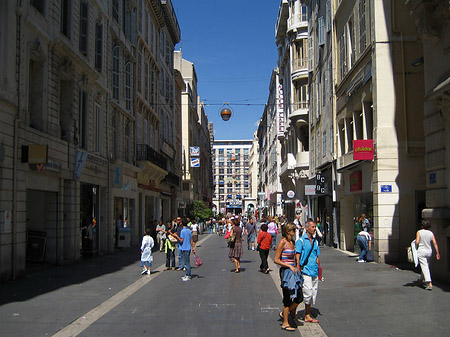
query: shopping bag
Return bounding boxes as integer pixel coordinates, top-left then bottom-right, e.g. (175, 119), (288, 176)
(366, 249), (374, 262)
(318, 265), (324, 281)
(406, 246), (413, 263)
(194, 253), (203, 267)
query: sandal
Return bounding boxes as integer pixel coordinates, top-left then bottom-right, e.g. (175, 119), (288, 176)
(304, 318), (319, 323)
(281, 326), (296, 331)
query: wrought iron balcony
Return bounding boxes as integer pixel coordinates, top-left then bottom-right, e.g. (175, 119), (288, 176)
(136, 144), (167, 170)
(164, 171), (180, 187)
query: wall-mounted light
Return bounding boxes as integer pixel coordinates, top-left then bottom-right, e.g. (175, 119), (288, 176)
(411, 56), (424, 67)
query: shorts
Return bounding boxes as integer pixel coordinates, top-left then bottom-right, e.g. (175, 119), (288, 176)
(248, 232), (255, 243)
(302, 274), (318, 305)
(192, 234), (198, 242)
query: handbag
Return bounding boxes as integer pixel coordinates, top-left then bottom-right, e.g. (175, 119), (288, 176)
(406, 246), (414, 263)
(168, 234), (177, 243)
(318, 265), (323, 281)
(194, 253), (203, 267)
(224, 231), (231, 239)
(366, 249), (374, 262)
(227, 232), (236, 247)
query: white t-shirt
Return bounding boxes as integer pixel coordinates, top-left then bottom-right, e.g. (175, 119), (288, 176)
(358, 231), (371, 241)
(417, 229), (434, 256)
(191, 223), (199, 233)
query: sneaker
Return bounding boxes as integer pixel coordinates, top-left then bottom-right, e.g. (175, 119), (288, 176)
(424, 284), (432, 291)
(141, 269), (147, 275)
(146, 270), (151, 275)
(357, 259), (365, 263)
(181, 275), (191, 281)
(182, 268), (187, 271)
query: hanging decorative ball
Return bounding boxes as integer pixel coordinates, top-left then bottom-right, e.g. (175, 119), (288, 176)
(219, 103), (233, 121)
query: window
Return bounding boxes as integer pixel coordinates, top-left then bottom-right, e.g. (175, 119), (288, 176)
(359, 0), (367, 54)
(112, 113), (119, 159)
(322, 131), (327, 157)
(125, 62), (132, 111)
(125, 121), (131, 163)
(145, 10), (149, 44)
(322, 71), (326, 106)
(137, 0), (142, 33)
(318, 16), (325, 46)
(326, 0), (331, 32)
(137, 113), (142, 144)
(308, 36), (314, 71)
(31, 0), (45, 15)
(78, 90), (87, 149)
(61, 0), (71, 38)
(112, 0), (119, 23)
(79, 2), (88, 56)
(137, 51), (142, 93)
(59, 80), (72, 141)
(144, 62), (149, 101)
(112, 46), (120, 100)
(348, 18), (356, 68)
(95, 24), (103, 71)
(94, 103), (101, 153)
(28, 59), (44, 131)
(151, 70), (155, 106)
(339, 30), (347, 80)
(301, 5), (308, 22)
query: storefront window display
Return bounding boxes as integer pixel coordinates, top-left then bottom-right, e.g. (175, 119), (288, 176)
(353, 193), (373, 243)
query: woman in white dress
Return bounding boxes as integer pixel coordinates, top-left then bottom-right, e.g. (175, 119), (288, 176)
(415, 220), (440, 290)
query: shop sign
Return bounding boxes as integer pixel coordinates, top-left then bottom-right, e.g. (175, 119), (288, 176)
(3, 210), (11, 234)
(429, 172), (436, 184)
(190, 146), (200, 157)
(287, 190), (295, 198)
(350, 171), (362, 191)
(353, 139), (374, 160)
(190, 158), (200, 167)
(28, 144), (48, 164)
(316, 173), (326, 194)
(305, 185), (316, 196)
(111, 163), (123, 188)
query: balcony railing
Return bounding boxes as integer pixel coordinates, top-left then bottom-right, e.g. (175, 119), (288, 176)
(292, 101), (309, 110)
(164, 171), (180, 187)
(136, 144), (167, 170)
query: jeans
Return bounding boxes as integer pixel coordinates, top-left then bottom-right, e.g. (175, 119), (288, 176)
(166, 249), (175, 268)
(357, 235), (368, 260)
(181, 250), (191, 276)
(176, 243), (184, 269)
(259, 248), (269, 270)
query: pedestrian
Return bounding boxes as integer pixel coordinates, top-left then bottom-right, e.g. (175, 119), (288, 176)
(293, 212), (303, 241)
(245, 217), (256, 250)
(191, 219), (199, 249)
(361, 213), (370, 232)
(267, 216), (278, 250)
(356, 230), (372, 263)
(174, 217), (185, 271)
(156, 220), (166, 252)
(274, 222), (303, 332)
(257, 223), (272, 274)
(164, 221), (176, 270)
(173, 218), (195, 281)
(296, 218), (320, 323)
(415, 220), (440, 290)
(228, 216), (244, 273)
(140, 228), (154, 275)
(315, 216), (323, 245)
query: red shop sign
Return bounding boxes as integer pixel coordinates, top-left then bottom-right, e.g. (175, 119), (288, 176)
(350, 171), (362, 192)
(353, 139), (374, 160)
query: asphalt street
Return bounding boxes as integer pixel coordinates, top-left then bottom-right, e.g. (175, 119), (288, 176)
(1, 233), (449, 337)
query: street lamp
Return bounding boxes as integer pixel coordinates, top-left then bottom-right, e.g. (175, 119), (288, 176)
(219, 103), (233, 121)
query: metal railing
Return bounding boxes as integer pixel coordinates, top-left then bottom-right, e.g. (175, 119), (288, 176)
(136, 144), (167, 170)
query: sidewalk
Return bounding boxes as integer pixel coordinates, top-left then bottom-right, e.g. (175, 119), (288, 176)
(315, 246), (450, 337)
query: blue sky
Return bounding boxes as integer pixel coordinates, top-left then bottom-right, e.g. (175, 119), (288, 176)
(171, 0), (280, 140)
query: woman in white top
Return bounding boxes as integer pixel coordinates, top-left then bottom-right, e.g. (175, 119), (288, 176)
(191, 220), (199, 248)
(415, 220), (440, 290)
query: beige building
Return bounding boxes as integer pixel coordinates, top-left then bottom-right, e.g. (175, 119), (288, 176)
(276, 0), (311, 222)
(407, 0), (450, 281)
(174, 51), (213, 208)
(330, 0), (426, 262)
(0, 0), (183, 282)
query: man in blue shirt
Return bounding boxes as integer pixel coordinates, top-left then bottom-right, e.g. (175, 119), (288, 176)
(174, 218), (195, 281)
(296, 218), (320, 323)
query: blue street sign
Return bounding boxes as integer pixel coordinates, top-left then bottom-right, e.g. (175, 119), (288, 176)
(190, 158), (200, 167)
(381, 185), (392, 193)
